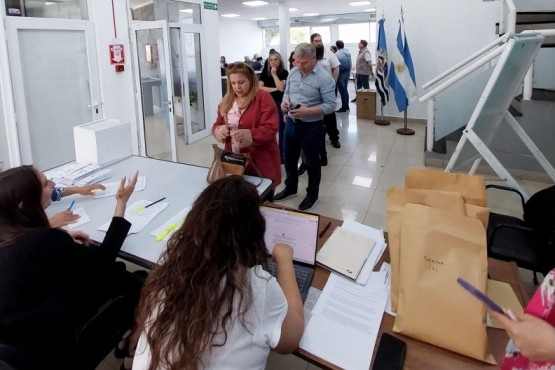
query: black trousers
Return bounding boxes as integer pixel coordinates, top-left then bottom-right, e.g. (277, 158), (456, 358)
(321, 112), (339, 156)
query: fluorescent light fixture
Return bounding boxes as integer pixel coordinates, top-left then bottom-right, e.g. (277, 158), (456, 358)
(289, 8), (299, 12)
(45, 1), (56, 4)
(252, 17), (267, 20)
(349, 1), (371, 5)
(242, 1), (269, 6)
(221, 13), (240, 18)
(302, 13), (319, 16)
(363, 8), (376, 12)
(179, 9), (193, 13)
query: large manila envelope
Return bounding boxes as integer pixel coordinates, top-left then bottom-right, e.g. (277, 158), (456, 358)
(394, 204), (495, 364)
(466, 204), (490, 230)
(386, 187), (467, 312)
(405, 167), (487, 207)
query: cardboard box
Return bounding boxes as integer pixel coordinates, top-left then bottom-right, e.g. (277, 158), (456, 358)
(356, 90), (376, 120)
(74, 119), (132, 165)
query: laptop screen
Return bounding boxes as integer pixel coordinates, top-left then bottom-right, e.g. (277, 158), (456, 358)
(260, 205), (319, 265)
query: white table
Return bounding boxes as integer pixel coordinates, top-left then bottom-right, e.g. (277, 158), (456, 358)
(46, 156), (273, 268)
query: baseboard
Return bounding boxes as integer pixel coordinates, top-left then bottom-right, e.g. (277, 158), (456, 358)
(381, 115), (427, 125)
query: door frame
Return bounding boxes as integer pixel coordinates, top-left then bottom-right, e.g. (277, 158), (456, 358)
(5, 17), (101, 165)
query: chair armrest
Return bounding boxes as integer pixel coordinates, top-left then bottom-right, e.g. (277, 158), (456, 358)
(488, 223), (535, 252)
(486, 184), (526, 210)
(74, 295), (126, 342)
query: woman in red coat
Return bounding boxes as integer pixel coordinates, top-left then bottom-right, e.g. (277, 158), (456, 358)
(212, 62), (281, 188)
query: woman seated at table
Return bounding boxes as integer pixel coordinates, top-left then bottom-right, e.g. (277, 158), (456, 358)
(212, 62), (281, 188)
(0, 165), (141, 370)
(132, 176), (304, 370)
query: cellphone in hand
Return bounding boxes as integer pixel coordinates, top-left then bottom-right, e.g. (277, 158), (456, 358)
(372, 333), (406, 370)
(294, 103), (302, 109)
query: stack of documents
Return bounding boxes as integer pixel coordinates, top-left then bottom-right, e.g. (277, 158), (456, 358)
(74, 168), (112, 186)
(300, 272), (388, 370)
(316, 227), (376, 280)
(44, 162), (109, 186)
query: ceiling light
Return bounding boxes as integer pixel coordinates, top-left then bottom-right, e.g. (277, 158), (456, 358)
(179, 9), (193, 13)
(302, 13), (319, 16)
(221, 14), (240, 18)
(242, 1), (269, 6)
(289, 8), (299, 12)
(45, 1), (56, 4)
(363, 8), (376, 12)
(252, 17), (267, 20)
(349, 1), (371, 6)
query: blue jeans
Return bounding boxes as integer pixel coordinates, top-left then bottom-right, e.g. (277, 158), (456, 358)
(356, 74), (370, 89)
(283, 118), (325, 198)
(337, 72), (350, 110)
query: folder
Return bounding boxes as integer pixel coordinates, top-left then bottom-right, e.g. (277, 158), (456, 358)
(316, 227), (376, 280)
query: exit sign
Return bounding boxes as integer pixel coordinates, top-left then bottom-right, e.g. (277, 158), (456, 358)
(204, 2), (217, 10)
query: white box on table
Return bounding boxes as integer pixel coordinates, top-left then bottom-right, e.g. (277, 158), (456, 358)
(74, 119), (132, 165)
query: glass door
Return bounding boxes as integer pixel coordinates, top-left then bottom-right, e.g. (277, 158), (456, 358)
(130, 20), (177, 162)
(5, 17), (101, 170)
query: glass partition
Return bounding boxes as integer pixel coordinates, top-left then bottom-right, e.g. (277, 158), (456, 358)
(6, 0), (88, 19)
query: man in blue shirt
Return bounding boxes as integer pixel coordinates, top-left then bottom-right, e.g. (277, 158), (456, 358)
(275, 43), (335, 211)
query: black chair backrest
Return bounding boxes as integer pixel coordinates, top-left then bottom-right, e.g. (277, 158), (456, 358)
(524, 185), (555, 271)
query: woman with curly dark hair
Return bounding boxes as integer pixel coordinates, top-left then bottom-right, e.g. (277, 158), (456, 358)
(132, 176), (303, 370)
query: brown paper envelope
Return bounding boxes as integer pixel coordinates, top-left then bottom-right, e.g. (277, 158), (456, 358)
(394, 204), (495, 364)
(487, 279), (524, 329)
(386, 188), (467, 312)
(405, 167), (487, 207)
(466, 204), (490, 230)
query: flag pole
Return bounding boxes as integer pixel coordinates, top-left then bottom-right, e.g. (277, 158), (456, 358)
(397, 109), (415, 135)
(374, 103), (390, 126)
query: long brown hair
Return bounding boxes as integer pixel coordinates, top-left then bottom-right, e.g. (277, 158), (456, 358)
(133, 176), (269, 370)
(219, 62), (259, 117)
(0, 165), (50, 243)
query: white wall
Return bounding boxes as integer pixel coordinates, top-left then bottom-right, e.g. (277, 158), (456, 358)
(534, 48), (555, 91)
(219, 18), (263, 63)
(90, 0), (138, 154)
(513, 0), (555, 12)
(378, 0), (500, 119)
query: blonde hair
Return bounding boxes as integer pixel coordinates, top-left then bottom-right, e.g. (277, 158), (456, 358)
(219, 62), (259, 116)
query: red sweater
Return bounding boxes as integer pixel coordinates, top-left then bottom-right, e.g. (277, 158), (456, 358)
(212, 90), (281, 186)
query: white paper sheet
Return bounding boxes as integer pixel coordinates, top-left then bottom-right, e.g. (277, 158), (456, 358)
(62, 207), (90, 230)
(149, 206), (191, 242)
(98, 199), (168, 234)
(379, 262), (396, 316)
(300, 272), (387, 370)
(92, 176), (147, 198)
(341, 219), (387, 285)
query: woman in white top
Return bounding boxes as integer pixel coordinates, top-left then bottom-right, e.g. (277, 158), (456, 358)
(132, 176), (304, 370)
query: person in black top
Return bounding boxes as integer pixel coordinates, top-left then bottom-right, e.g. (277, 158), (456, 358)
(258, 51), (289, 163)
(0, 165), (141, 370)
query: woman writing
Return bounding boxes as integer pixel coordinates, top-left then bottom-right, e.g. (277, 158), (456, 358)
(0, 165), (140, 370)
(132, 176), (304, 370)
(258, 52), (289, 163)
(212, 62), (281, 188)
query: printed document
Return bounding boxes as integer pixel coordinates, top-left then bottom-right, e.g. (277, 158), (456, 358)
(149, 206), (191, 242)
(300, 272), (387, 370)
(62, 208), (90, 230)
(98, 199), (168, 234)
(93, 176), (147, 198)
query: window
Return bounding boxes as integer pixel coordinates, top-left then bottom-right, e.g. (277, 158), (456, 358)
(6, 0), (88, 19)
(338, 22), (377, 44)
(290, 26), (309, 44)
(264, 28), (280, 47)
(167, 1), (201, 24)
(311, 26), (330, 44)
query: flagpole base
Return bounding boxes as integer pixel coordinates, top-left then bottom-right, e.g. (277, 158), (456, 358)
(374, 119), (390, 126)
(396, 127), (415, 136)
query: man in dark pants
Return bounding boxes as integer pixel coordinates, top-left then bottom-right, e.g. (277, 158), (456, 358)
(275, 43), (335, 211)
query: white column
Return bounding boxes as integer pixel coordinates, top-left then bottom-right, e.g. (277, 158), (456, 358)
(278, 1), (290, 60)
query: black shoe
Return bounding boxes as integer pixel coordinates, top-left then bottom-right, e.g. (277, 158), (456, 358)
(320, 156), (328, 166)
(331, 140), (341, 149)
(336, 108), (348, 113)
(299, 195), (318, 211)
(351, 98), (357, 102)
(274, 188), (297, 201)
(280, 158), (284, 164)
(298, 163), (307, 176)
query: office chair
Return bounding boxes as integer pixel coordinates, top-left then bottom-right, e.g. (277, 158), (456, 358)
(486, 184), (555, 284)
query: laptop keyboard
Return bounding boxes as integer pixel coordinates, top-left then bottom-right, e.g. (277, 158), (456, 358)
(266, 259), (311, 293)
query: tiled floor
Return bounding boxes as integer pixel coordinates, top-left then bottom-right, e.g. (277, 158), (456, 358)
(96, 82), (552, 370)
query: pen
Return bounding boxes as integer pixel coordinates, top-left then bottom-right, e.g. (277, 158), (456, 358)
(68, 200), (75, 212)
(319, 221), (332, 238)
(145, 197), (166, 208)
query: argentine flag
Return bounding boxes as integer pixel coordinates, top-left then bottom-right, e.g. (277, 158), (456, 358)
(388, 20), (417, 112)
(375, 19), (389, 106)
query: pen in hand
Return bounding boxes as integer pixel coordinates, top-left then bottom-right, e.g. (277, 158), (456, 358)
(145, 197), (166, 208)
(67, 200), (75, 212)
(319, 221), (332, 238)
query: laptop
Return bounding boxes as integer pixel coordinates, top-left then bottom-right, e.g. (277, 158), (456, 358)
(260, 205), (320, 302)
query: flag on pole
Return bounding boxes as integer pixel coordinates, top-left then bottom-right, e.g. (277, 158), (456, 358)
(388, 19), (417, 112)
(375, 18), (389, 106)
